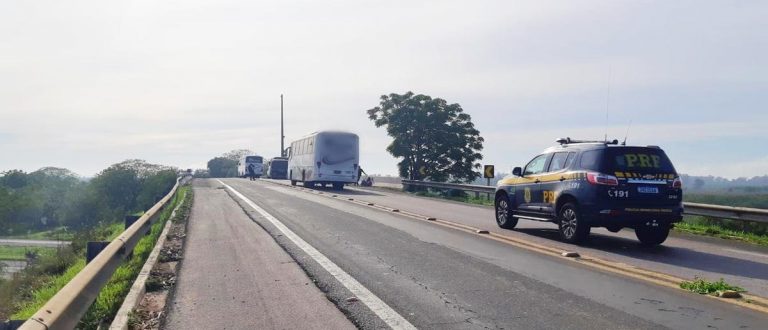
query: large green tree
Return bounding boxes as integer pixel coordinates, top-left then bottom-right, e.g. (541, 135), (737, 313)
(367, 92), (484, 182)
(207, 157), (238, 178)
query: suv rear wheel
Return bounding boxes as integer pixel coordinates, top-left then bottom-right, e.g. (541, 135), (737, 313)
(558, 203), (590, 244)
(635, 223), (670, 246)
(495, 194), (518, 229)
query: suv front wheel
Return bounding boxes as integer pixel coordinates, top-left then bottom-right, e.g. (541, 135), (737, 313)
(558, 202), (590, 244)
(495, 194), (518, 229)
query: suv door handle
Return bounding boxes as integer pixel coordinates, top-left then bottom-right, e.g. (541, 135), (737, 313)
(559, 177), (566, 181)
(534, 179), (541, 183)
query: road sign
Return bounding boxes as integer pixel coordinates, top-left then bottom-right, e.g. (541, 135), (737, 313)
(484, 165), (495, 179)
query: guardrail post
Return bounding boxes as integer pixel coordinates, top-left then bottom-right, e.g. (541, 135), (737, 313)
(86, 241), (111, 264)
(124, 215), (140, 230)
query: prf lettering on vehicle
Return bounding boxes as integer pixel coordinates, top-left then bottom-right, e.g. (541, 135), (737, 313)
(622, 153), (661, 168)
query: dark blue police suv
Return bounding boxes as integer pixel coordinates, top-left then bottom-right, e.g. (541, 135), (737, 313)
(494, 138), (683, 245)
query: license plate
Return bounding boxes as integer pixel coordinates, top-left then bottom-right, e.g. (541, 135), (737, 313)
(638, 186), (659, 194)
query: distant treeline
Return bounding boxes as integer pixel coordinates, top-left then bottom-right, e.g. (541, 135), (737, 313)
(0, 160), (178, 236)
(681, 174), (768, 193)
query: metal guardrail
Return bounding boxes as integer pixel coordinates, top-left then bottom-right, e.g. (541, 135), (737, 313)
(402, 180), (768, 224)
(402, 179), (494, 194)
(683, 202), (768, 223)
(19, 178), (183, 330)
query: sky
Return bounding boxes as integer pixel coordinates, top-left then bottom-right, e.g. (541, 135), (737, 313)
(1, 0), (766, 179)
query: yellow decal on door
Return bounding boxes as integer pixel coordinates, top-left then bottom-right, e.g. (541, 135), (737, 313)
(543, 190), (556, 204)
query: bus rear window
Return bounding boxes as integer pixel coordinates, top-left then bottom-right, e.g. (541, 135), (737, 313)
(246, 156), (263, 163)
(607, 148), (675, 173)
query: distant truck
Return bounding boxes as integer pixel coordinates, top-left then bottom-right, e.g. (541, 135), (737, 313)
(265, 157), (288, 179)
(237, 155), (264, 179)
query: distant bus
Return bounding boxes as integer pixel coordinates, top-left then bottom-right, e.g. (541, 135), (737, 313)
(288, 131), (359, 190)
(265, 157), (288, 179)
(237, 155), (264, 178)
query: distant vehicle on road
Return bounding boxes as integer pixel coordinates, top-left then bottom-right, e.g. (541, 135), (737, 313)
(288, 131), (359, 190)
(265, 157), (288, 179)
(494, 138), (683, 245)
(237, 155), (264, 179)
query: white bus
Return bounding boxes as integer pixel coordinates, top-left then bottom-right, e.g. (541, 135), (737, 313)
(237, 155), (264, 178)
(288, 131), (359, 190)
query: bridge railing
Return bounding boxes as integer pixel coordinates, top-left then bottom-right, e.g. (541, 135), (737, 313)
(19, 177), (185, 330)
(401, 179), (768, 224)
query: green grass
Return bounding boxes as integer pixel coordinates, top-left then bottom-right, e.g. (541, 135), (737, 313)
(680, 277), (746, 295)
(673, 220), (768, 247)
(11, 185), (191, 329)
(11, 257), (87, 317)
(412, 190), (494, 206)
(79, 186), (190, 329)
(0, 246), (56, 261)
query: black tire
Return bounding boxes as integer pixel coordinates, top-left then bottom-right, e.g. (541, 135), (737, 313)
(291, 180), (296, 186)
(635, 223), (670, 246)
(333, 183), (344, 190)
(558, 202), (590, 244)
(303, 181), (313, 188)
(495, 194), (518, 229)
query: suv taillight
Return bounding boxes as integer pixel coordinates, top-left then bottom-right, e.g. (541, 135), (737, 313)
(672, 177), (682, 189)
(586, 172), (619, 186)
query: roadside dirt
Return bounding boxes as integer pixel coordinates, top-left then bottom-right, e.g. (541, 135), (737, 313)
(130, 189), (193, 330)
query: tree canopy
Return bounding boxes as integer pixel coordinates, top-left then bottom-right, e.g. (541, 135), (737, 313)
(0, 161), (177, 233)
(207, 157), (238, 178)
(367, 92), (484, 182)
(206, 149), (254, 178)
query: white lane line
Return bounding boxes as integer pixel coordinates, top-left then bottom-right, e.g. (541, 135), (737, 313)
(723, 248), (768, 259)
(218, 180), (417, 330)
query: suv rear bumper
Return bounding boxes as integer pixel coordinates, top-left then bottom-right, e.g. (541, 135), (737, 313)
(581, 204), (683, 227)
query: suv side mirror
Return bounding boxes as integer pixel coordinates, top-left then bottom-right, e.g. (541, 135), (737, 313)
(512, 167), (522, 177)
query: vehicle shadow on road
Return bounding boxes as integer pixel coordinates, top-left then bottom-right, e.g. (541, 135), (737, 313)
(514, 228), (768, 281)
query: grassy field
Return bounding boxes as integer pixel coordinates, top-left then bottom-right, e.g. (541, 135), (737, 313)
(0, 227), (75, 241)
(675, 217), (768, 247)
(412, 190), (494, 206)
(0, 246), (57, 261)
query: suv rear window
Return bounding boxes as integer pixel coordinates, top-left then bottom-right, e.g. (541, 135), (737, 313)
(579, 150), (602, 171)
(606, 147), (675, 173)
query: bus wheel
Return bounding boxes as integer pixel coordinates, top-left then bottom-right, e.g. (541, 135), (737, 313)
(333, 183), (344, 190)
(291, 180), (296, 186)
(303, 181), (313, 188)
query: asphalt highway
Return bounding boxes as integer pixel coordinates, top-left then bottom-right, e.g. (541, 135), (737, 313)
(270, 179), (768, 298)
(187, 178), (768, 329)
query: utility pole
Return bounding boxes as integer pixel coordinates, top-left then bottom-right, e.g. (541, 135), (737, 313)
(280, 94), (285, 157)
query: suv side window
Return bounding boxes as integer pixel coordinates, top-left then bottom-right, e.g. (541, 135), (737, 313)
(579, 150), (603, 171)
(548, 152), (570, 172)
(524, 154), (549, 176)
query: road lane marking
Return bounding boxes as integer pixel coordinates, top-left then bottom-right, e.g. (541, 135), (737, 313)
(218, 180), (417, 330)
